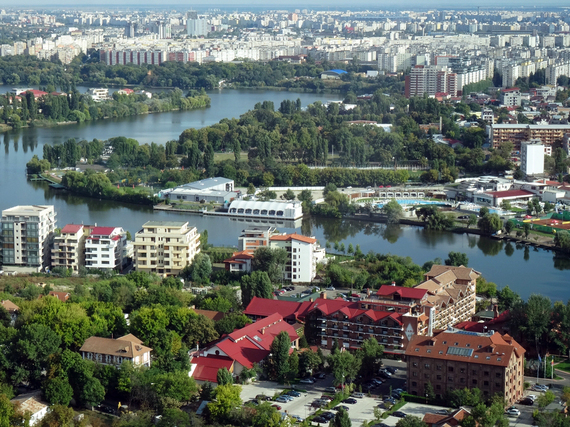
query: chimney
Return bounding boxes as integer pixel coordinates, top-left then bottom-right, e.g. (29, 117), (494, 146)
(261, 327), (265, 334)
(320, 292), (327, 300)
(493, 304), (499, 318)
(391, 281), (396, 286)
(367, 288), (371, 296)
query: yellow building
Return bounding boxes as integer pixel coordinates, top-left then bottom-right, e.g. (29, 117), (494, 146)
(133, 221), (200, 277)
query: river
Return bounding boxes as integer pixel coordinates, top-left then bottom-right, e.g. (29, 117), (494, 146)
(0, 88), (568, 302)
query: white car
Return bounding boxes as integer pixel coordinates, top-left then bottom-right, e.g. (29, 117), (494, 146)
(326, 286), (336, 291)
(299, 378), (314, 384)
(533, 385), (548, 391)
(506, 408), (520, 417)
(527, 394), (538, 401)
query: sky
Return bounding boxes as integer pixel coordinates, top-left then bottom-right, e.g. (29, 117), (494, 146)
(3, 1), (570, 9)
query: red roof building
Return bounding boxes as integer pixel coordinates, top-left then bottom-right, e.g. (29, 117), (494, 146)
(222, 250), (254, 273)
(190, 313), (299, 382)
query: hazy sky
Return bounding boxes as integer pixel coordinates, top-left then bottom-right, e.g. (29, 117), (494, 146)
(3, 1), (568, 8)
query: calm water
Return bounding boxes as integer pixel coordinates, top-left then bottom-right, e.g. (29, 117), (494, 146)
(0, 89), (568, 302)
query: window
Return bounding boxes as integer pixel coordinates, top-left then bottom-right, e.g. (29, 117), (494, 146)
(412, 381), (417, 387)
(495, 382), (501, 387)
(472, 379), (477, 385)
(472, 370), (477, 375)
(484, 371), (489, 376)
(413, 372), (418, 377)
(424, 374), (430, 379)
(436, 365), (442, 370)
(436, 375), (442, 380)
(484, 381), (489, 386)
(460, 368), (465, 373)
(460, 378), (465, 383)
(496, 373), (502, 378)
(424, 364), (430, 369)
(413, 362), (418, 367)
(448, 367), (454, 372)
(448, 376), (453, 382)
(436, 385), (441, 390)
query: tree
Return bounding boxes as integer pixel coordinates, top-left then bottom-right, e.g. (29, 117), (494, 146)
(207, 384), (242, 422)
(537, 390), (556, 408)
(467, 214), (477, 228)
(497, 286), (521, 312)
(396, 415), (428, 427)
(323, 183), (337, 196)
(500, 200), (512, 211)
(217, 368), (233, 386)
(42, 375), (73, 406)
(298, 189), (313, 204)
(15, 323), (62, 383)
(129, 306), (169, 345)
(523, 223), (531, 239)
(283, 189), (296, 200)
(356, 337), (384, 378)
(505, 220), (515, 236)
(299, 350), (321, 377)
(479, 207), (489, 217)
(267, 331), (290, 383)
(251, 247), (288, 283)
(332, 408), (351, 427)
(287, 351), (299, 383)
(182, 253), (212, 285)
(38, 404), (74, 427)
(240, 271), (273, 306)
(383, 199), (403, 224)
(328, 349), (361, 387)
(78, 375), (105, 407)
(478, 213), (502, 235)
(247, 183), (256, 195)
(347, 243), (354, 255)
(445, 252), (469, 267)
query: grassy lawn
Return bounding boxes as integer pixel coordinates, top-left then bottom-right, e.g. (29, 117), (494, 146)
(214, 151), (246, 163)
(554, 359), (570, 373)
(381, 399), (407, 418)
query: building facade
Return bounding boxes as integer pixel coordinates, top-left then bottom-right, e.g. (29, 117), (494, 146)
(405, 329), (525, 404)
(0, 205), (56, 273)
(487, 124), (570, 152)
(133, 221), (200, 277)
(269, 233), (326, 283)
(85, 226), (127, 271)
(521, 139), (545, 176)
(51, 224), (86, 272)
(237, 226), (277, 252)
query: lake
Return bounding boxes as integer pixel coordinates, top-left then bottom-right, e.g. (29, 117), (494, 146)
(0, 88), (568, 302)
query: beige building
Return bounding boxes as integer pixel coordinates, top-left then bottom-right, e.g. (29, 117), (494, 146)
(0, 205), (57, 273)
(133, 221), (200, 277)
(405, 329), (525, 404)
(79, 333), (152, 367)
(487, 124), (570, 152)
(51, 224), (86, 272)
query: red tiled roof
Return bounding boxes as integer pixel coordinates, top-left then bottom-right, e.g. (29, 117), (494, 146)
(377, 285), (427, 300)
(89, 226), (118, 236)
(192, 355), (234, 383)
(244, 296), (312, 321)
(486, 189), (534, 198)
(269, 233), (316, 244)
(61, 224), (83, 234)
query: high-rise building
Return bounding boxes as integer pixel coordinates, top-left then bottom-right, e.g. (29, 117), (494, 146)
(85, 226), (128, 271)
(405, 65), (457, 98)
(133, 221), (200, 277)
(187, 12), (209, 37)
(521, 139), (545, 176)
(0, 205), (56, 273)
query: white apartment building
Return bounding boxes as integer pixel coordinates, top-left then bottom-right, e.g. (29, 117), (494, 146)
(187, 18), (209, 37)
(268, 233), (326, 283)
(133, 221), (200, 277)
(521, 139), (545, 176)
(88, 88), (110, 102)
(0, 205), (56, 273)
(51, 224), (86, 272)
(501, 88), (521, 106)
(85, 226), (127, 271)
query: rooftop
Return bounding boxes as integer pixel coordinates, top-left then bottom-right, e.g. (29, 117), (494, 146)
(61, 224), (83, 234)
(79, 334), (152, 359)
(143, 221), (188, 227)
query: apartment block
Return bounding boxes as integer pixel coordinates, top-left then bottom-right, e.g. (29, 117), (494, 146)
(269, 233), (326, 283)
(487, 124), (570, 152)
(500, 87), (521, 106)
(237, 226), (276, 251)
(405, 65), (457, 98)
(521, 139), (545, 176)
(85, 226), (127, 271)
(0, 205), (56, 273)
(133, 221), (200, 277)
(51, 224), (86, 272)
(405, 329), (525, 404)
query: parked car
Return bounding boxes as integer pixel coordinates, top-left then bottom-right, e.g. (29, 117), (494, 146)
(299, 378), (314, 384)
(275, 396), (289, 403)
(352, 392), (365, 398)
(371, 424), (390, 427)
(371, 379), (383, 385)
(288, 390), (301, 397)
(533, 385), (548, 392)
(321, 412), (334, 420)
(384, 398), (397, 405)
(321, 395), (333, 401)
(506, 408), (521, 417)
(334, 405), (349, 411)
(343, 398), (357, 404)
(281, 395), (294, 401)
(326, 286), (336, 291)
(435, 410), (450, 415)
(272, 404), (282, 410)
(526, 394), (538, 401)
(311, 400), (326, 408)
(290, 415), (303, 423)
(325, 386), (337, 393)
(317, 372), (327, 379)
(519, 398), (534, 406)
(313, 416), (326, 423)
(386, 366), (398, 374)
(392, 411), (407, 418)
(256, 394), (271, 401)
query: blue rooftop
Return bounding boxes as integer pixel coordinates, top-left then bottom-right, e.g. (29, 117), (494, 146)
(328, 69), (347, 74)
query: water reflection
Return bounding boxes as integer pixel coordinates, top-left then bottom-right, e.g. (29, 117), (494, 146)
(504, 242), (514, 257)
(553, 253), (570, 270)
(477, 238), (503, 256)
(524, 246), (530, 261)
(382, 224), (403, 243)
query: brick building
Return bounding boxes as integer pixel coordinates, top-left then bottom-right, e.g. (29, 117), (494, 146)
(405, 329), (525, 404)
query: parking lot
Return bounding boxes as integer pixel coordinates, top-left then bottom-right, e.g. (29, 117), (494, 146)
(240, 360), (413, 425)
